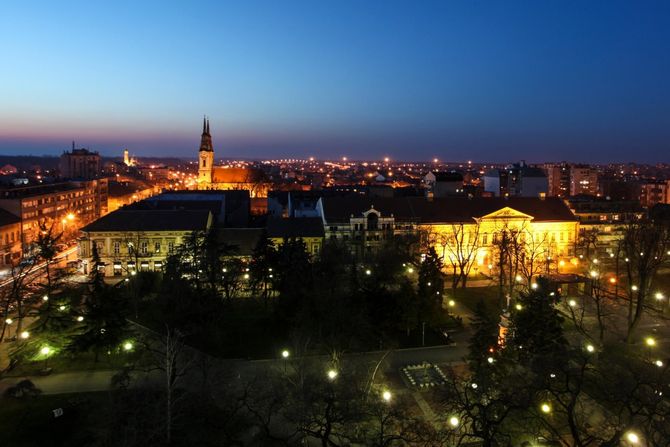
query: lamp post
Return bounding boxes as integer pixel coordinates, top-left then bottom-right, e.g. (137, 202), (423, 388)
(281, 349), (290, 374)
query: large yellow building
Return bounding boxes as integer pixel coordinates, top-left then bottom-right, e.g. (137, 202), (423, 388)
(318, 196), (579, 275)
(197, 118), (269, 198)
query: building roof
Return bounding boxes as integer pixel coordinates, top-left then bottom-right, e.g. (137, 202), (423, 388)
(212, 167), (266, 184)
(267, 218), (325, 239)
(321, 197), (577, 223)
(433, 172), (464, 182)
(81, 209), (212, 232)
(0, 208), (20, 227)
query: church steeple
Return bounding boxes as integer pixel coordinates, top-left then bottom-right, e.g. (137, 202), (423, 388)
(199, 116), (213, 152)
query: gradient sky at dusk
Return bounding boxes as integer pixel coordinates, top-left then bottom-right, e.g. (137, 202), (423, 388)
(1, 0), (669, 162)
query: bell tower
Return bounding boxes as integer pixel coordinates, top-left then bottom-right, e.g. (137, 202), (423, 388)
(198, 116), (214, 187)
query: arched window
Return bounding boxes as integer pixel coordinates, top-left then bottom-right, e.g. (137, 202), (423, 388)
(367, 213), (378, 230)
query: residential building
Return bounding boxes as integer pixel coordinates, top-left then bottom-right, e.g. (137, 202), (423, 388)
(0, 179), (108, 246)
(424, 172), (464, 197)
(566, 196), (644, 254)
(639, 181), (669, 208)
(59, 146), (101, 179)
(483, 162), (548, 198)
(544, 162), (570, 197)
(569, 165), (599, 196)
(0, 209), (22, 267)
(79, 209), (213, 276)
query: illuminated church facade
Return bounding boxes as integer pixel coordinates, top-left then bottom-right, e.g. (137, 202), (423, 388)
(197, 118), (269, 198)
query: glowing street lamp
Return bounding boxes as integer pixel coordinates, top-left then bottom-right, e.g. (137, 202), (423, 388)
(365, 269), (372, 276)
(123, 341), (134, 351)
(654, 359), (664, 367)
(448, 416), (459, 427)
(625, 431), (640, 444)
(655, 292), (665, 300)
(540, 403), (552, 414)
(568, 299), (577, 307)
(448, 300), (456, 307)
(327, 369), (338, 380)
(585, 344), (595, 353)
(5, 318), (12, 325)
(382, 390), (392, 402)
(645, 337), (656, 347)
(20, 331), (29, 339)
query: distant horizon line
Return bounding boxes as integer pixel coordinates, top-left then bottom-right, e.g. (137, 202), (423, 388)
(0, 152), (665, 167)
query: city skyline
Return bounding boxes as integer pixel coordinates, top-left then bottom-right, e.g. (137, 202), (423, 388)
(1, 1), (669, 163)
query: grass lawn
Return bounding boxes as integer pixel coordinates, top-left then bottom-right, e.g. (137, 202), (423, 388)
(5, 350), (140, 377)
(0, 392), (109, 447)
(449, 286), (501, 320)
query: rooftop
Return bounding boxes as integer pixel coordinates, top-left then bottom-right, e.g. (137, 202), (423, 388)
(81, 209), (212, 232)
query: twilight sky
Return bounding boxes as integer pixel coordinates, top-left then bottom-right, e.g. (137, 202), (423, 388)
(1, 0), (669, 162)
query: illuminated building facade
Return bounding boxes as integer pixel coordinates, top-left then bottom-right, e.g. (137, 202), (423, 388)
(319, 196), (578, 272)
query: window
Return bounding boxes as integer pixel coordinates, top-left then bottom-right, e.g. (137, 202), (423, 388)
(154, 242), (161, 253)
(140, 241), (148, 255)
(113, 242), (120, 255)
(482, 234), (488, 245)
(168, 241), (174, 253)
(113, 262), (122, 276)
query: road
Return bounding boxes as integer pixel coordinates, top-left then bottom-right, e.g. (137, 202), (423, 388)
(0, 246), (79, 290)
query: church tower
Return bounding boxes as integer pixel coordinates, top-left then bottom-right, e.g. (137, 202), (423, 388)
(198, 117), (214, 187)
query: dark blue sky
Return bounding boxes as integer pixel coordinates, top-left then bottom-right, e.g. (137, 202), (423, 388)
(1, 0), (668, 162)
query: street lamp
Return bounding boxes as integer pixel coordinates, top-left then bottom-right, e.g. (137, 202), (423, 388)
(540, 403), (552, 414)
(645, 337), (656, 347)
(625, 431), (640, 444)
(568, 299), (577, 307)
(655, 292), (664, 300)
(123, 341), (134, 351)
(382, 390), (392, 402)
(654, 359), (664, 367)
(327, 369), (338, 380)
(20, 331), (29, 339)
(281, 350), (290, 359)
(448, 416), (459, 427)
(585, 344), (595, 353)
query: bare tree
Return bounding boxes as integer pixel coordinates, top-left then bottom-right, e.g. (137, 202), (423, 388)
(439, 222), (481, 290)
(620, 222), (670, 342)
(144, 325), (194, 445)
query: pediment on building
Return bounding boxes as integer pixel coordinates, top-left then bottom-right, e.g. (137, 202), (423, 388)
(479, 206), (534, 221)
(362, 207), (381, 217)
